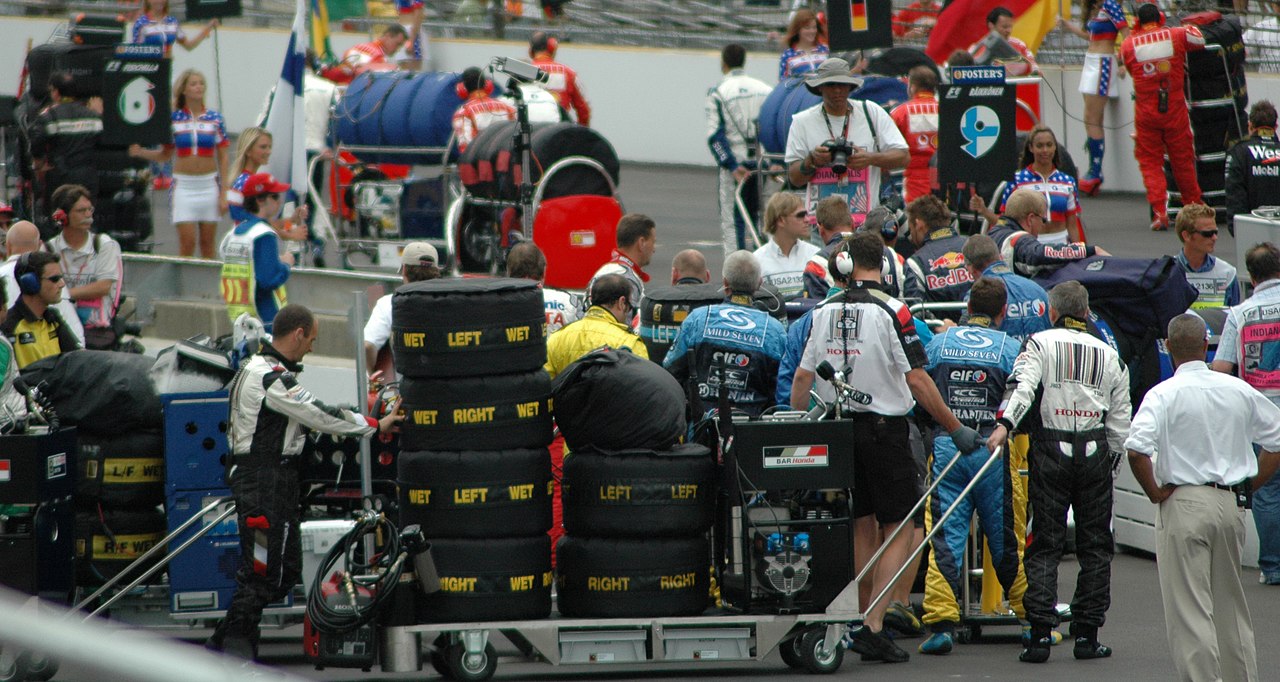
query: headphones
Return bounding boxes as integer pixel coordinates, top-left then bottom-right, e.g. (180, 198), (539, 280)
(833, 247), (854, 277)
(51, 209), (67, 229)
(530, 33), (558, 56)
(455, 68), (494, 99)
(16, 253), (41, 296)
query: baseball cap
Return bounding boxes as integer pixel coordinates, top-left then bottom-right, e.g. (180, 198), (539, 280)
(241, 173), (291, 199)
(401, 241), (438, 266)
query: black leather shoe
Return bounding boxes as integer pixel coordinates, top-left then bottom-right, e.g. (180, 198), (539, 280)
(1073, 637), (1113, 660)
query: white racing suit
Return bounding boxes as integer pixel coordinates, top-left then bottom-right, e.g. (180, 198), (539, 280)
(211, 344), (378, 657)
(706, 69), (771, 256)
(996, 318), (1130, 636)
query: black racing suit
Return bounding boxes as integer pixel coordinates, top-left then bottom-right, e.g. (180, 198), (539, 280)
(905, 225), (973, 320)
(212, 343), (378, 656)
(996, 317), (1130, 634)
(1224, 128), (1280, 234)
(27, 100), (102, 213)
(987, 216), (1096, 281)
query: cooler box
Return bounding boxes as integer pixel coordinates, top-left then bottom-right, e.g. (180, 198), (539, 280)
(163, 392), (230, 492)
(301, 519), (356, 598)
(533, 195), (622, 290)
(0, 427), (77, 505)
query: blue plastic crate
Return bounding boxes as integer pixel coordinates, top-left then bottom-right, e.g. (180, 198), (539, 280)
(163, 392), (230, 492)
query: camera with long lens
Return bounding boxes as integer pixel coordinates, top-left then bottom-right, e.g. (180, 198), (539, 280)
(823, 138), (855, 175)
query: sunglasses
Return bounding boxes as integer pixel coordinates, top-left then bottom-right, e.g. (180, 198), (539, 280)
(792, 210), (808, 219)
(1195, 229), (1219, 238)
(44, 274), (64, 283)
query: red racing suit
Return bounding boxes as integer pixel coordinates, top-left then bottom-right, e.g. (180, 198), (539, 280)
(451, 93), (516, 152)
(1121, 21), (1205, 216)
(532, 53), (591, 126)
(890, 91), (939, 203)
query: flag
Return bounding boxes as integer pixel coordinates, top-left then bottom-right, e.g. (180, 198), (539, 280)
(310, 0), (333, 62)
(925, 0), (1067, 65)
(264, 0), (308, 200)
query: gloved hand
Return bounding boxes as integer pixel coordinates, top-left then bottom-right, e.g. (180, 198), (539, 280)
(950, 425), (982, 455)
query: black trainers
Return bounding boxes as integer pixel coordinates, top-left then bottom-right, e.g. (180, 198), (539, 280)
(847, 626), (909, 663)
(1073, 637), (1113, 660)
(1020, 636), (1052, 663)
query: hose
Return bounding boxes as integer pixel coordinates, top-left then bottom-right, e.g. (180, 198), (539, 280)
(305, 511), (411, 634)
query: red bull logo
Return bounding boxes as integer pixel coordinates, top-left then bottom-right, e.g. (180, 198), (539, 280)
(928, 251), (965, 271)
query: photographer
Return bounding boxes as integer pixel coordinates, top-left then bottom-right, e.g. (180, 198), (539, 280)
(784, 58), (908, 226)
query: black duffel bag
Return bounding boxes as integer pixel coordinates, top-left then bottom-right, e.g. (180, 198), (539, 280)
(551, 347), (686, 452)
(22, 351), (161, 437)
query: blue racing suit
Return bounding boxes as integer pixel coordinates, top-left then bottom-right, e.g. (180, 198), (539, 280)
(664, 294), (787, 419)
(920, 315), (1024, 630)
(967, 262), (1050, 343)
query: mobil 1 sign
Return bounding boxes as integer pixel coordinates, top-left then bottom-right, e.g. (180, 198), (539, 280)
(101, 44), (171, 147)
(937, 66), (1016, 185)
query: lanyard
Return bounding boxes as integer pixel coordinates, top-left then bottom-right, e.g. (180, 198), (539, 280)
(822, 107), (850, 142)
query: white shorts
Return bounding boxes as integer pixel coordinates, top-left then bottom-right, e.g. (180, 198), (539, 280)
(1079, 53), (1118, 98)
(171, 171), (221, 223)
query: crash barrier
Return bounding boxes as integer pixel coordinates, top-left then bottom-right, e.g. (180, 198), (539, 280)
(394, 277), (554, 623)
(457, 121), (620, 202)
(638, 283), (787, 365)
(1167, 15), (1250, 223)
(333, 70), (475, 165)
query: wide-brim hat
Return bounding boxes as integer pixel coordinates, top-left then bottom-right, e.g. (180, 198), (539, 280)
(805, 58), (865, 95)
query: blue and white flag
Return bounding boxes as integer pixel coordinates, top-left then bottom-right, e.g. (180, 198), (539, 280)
(263, 0), (308, 199)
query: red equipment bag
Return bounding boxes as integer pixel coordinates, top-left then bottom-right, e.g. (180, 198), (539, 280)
(532, 194), (622, 290)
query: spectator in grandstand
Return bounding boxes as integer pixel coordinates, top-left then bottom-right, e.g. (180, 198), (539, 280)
(918, 276), (1025, 656)
(323, 24), (409, 84)
(893, 0), (941, 38)
(1056, 0), (1129, 196)
(755, 192), (818, 301)
(905, 195), (971, 316)
(128, 69), (229, 258)
(1243, 2), (1280, 74)
(226, 128), (308, 241)
(785, 58), (909, 228)
(507, 241), (580, 334)
(45, 185), (123, 351)
(0, 222), (83, 347)
(671, 249), (711, 286)
(1225, 100), (1280, 234)
(528, 32), (591, 126)
(1, 251), (79, 369)
(544, 274), (647, 379)
(791, 231), (978, 664)
(962, 234), (1049, 342)
(130, 0), (217, 57)
(973, 125), (1084, 243)
(451, 67), (516, 153)
(1121, 3), (1205, 232)
(779, 8), (830, 80)
(363, 241), (442, 373)
(708, 43), (771, 256)
(989, 281), (1130, 664)
(28, 72), (101, 225)
(586, 214), (657, 311)
(665, 250), (786, 419)
(1212, 242), (1280, 586)
(981, 188), (1104, 280)
(218, 173), (293, 332)
(1173, 204), (1240, 310)
(890, 66), (940, 204)
(969, 6), (1040, 76)
(1128, 312), (1280, 682)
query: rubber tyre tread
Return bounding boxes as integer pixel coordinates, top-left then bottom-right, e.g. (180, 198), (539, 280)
(799, 627), (844, 674)
(778, 635), (805, 669)
(556, 536), (709, 618)
(399, 371), (553, 451)
(398, 449), (552, 537)
(561, 444), (717, 537)
(415, 536), (552, 623)
(73, 508), (166, 585)
(75, 431), (165, 509)
(391, 277), (546, 378)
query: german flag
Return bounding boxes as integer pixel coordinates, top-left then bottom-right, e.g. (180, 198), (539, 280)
(925, 0), (1067, 64)
(850, 0), (869, 32)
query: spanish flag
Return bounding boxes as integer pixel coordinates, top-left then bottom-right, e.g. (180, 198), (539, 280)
(310, 0), (334, 61)
(925, 0), (1068, 65)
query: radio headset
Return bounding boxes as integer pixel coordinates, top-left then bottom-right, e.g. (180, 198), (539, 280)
(16, 252), (40, 296)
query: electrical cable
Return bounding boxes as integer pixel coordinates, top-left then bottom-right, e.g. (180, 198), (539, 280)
(305, 512), (409, 634)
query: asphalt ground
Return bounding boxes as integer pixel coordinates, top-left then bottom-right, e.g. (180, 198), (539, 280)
(72, 165), (1275, 682)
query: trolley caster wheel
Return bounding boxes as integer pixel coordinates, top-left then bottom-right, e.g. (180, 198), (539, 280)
(0, 648), (30, 682)
(25, 655), (58, 682)
(778, 635), (805, 669)
(429, 648), (452, 678)
(445, 642), (497, 682)
(957, 625), (981, 644)
(798, 627), (844, 674)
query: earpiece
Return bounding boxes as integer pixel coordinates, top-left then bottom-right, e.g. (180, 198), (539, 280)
(16, 253), (40, 296)
(834, 249), (853, 276)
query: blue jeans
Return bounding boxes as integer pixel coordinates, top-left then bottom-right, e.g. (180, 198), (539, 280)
(1254, 473), (1280, 580)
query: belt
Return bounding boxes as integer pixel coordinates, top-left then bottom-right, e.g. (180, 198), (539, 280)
(1202, 481), (1251, 508)
(1203, 481), (1244, 492)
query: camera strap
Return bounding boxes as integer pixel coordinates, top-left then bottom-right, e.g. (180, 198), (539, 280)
(822, 108), (850, 142)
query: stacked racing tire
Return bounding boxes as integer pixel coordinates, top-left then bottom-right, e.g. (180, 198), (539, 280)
(392, 278), (554, 678)
(73, 430), (166, 586)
